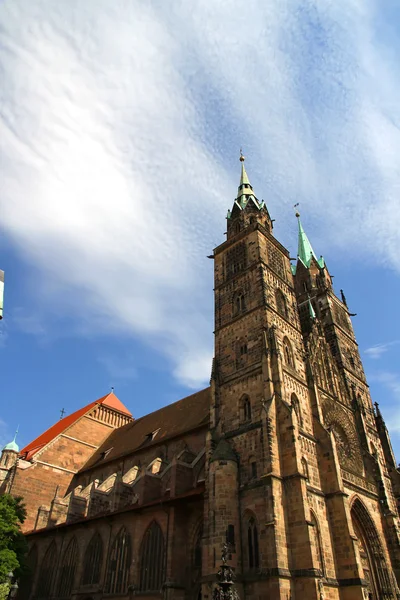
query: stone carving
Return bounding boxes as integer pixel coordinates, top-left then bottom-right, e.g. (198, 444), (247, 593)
(321, 397), (362, 471)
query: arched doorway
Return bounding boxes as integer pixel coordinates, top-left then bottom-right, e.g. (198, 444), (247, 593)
(351, 498), (395, 599)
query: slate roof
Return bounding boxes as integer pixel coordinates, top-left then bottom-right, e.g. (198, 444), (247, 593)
(79, 387), (210, 472)
(20, 392), (132, 460)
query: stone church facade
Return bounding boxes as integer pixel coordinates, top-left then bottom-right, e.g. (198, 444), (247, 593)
(2, 158), (400, 599)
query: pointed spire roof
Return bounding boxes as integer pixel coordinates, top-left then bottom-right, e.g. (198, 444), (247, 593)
(236, 151), (256, 201)
(227, 152), (268, 220)
(296, 213), (324, 269)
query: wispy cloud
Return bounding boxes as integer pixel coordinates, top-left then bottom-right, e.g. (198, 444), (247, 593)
(97, 354), (138, 383)
(1, 1), (400, 388)
(365, 340), (400, 359)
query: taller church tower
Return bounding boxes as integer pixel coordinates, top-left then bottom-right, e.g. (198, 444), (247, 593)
(203, 156), (400, 600)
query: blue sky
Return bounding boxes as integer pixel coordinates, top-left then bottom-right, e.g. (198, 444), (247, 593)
(0, 0), (400, 458)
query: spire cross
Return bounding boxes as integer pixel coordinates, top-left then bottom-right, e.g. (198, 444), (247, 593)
(60, 408), (65, 420)
(293, 202), (300, 218)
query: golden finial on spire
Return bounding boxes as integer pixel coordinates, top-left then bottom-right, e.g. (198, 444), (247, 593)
(239, 148), (245, 162)
(293, 202), (300, 218)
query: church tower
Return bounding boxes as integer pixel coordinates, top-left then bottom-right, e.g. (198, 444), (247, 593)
(203, 156), (400, 600)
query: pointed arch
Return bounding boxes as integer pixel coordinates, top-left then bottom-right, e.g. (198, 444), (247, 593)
(193, 522), (203, 571)
(139, 521), (165, 591)
(36, 540), (58, 598)
(246, 514), (260, 571)
(283, 337), (294, 367)
(17, 545), (38, 600)
(82, 531), (103, 586)
(104, 527), (131, 594)
(291, 393), (303, 428)
(233, 290), (246, 316)
(56, 536), (78, 597)
(275, 288), (288, 318)
(241, 395), (251, 422)
(351, 497), (395, 599)
(309, 510), (325, 576)
(301, 457), (309, 481)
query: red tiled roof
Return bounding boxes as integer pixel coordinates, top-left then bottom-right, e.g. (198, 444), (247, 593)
(20, 392), (132, 460)
(79, 387), (210, 472)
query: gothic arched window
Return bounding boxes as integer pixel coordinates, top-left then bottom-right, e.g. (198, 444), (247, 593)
(57, 537), (78, 597)
(18, 545), (38, 600)
(36, 541), (58, 598)
(275, 289), (288, 318)
(301, 457), (309, 481)
(193, 525), (203, 570)
(234, 292), (246, 315)
(139, 521), (165, 592)
(82, 532), (103, 586)
(247, 517), (260, 570)
(291, 393), (303, 428)
(104, 527), (131, 595)
(310, 511), (324, 576)
(283, 337), (294, 368)
(242, 396), (251, 422)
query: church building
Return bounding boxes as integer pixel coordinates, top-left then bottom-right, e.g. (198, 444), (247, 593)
(2, 157), (400, 600)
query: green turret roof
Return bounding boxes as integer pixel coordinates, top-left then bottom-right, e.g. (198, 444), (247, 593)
(296, 214), (325, 269)
(3, 428), (19, 453)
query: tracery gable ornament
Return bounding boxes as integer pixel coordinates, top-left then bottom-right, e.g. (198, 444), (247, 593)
(321, 396), (362, 471)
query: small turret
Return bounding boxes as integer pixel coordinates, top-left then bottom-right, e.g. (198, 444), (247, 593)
(0, 428), (19, 470)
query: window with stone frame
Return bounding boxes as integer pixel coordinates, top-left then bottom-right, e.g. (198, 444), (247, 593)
(267, 244), (285, 280)
(36, 541), (58, 599)
(242, 395), (252, 422)
(104, 527), (131, 595)
(301, 457), (309, 481)
(283, 337), (295, 368)
(275, 288), (288, 318)
(82, 532), (103, 586)
(250, 458), (257, 480)
(247, 517), (260, 570)
(139, 521), (165, 592)
(310, 511), (325, 576)
(56, 537), (78, 598)
(236, 340), (248, 370)
(193, 525), (203, 570)
(291, 393), (303, 428)
(233, 291), (246, 316)
(226, 242), (247, 279)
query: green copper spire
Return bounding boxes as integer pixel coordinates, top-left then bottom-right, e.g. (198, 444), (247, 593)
(3, 426), (19, 453)
(236, 151), (256, 203)
(296, 213), (324, 269)
(239, 152), (251, 186)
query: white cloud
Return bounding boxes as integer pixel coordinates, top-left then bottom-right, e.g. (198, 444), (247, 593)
(1, 1), (400, 388)
(365, 341), (400, 359)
